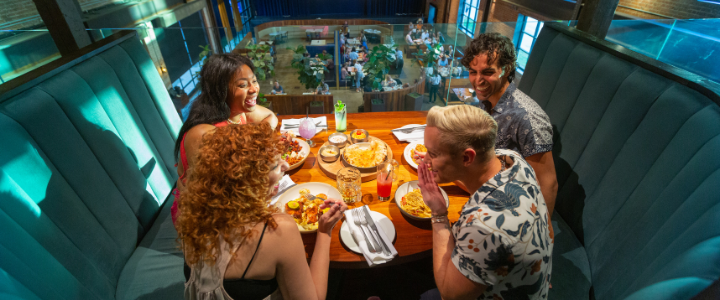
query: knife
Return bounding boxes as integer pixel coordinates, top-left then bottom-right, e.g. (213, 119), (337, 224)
(363, 206), (392, 255)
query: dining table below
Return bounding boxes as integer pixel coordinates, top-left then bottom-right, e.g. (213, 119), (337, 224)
(280, 111), (472, 268)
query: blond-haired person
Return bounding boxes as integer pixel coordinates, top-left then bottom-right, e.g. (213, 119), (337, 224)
(417, 105), (553, 300)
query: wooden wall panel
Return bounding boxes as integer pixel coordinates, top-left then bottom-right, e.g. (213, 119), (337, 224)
(362, 74), (426, 112)
(265, 94), (334, 115)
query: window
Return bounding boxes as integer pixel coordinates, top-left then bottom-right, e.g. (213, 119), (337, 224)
(514, 15), (543, 74)
(458, 0), (480, 37)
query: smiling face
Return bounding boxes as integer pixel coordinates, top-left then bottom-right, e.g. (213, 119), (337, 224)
(227, 64), (259, 112)
(424, 126), (465, 184)
(468, 52), (510, 103)
(268, 155), (289, 197)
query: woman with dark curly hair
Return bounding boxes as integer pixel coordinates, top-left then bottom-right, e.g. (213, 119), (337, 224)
(171, 54), (281, 226)
(179, 123), (347, 300)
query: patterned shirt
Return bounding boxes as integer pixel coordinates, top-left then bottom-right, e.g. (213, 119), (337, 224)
(452, 149), (553, 300)
(478, 83), (553, 157)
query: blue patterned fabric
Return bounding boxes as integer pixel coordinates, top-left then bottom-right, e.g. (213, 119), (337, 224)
(452, 149), (553, 300)
(478, 83), (554, 157)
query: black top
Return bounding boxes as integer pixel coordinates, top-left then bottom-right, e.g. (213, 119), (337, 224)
(184, 222), (278, 300)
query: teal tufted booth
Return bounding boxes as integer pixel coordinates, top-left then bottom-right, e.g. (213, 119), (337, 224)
(518, 23), (720, 299)
(0, 32), (185, 299)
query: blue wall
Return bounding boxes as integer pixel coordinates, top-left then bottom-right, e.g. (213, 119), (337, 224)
(252, 0), (423, 17)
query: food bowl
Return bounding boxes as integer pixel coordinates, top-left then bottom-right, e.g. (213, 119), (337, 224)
(328, 132), (349, 148)
(341, 141), (389, 172)
(394, 181), (450, 221)
(319, 145), (340, 162)
(350, 129), (369, 144)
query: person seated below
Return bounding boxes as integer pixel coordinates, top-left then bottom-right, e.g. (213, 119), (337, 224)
(322, 50), (328, 57)
(437, 32), (446, 44)
(438, 55), (449, 68)
(271, 80), (284, 95)
(316, 82), (330, 95)
(302, 52), (311, 66)
(395, 48), (404, 69)
(341, 65), (350, 84)
(382, 74), (396, 89)
(421, 29), (430, 41)
(179, 123), (347, 300)
(413, 105), (553, 300)
(402, 83), (410, 88)
(349, 47), (359, 61)
(325, 58), (335, 72)
(406, 32), (415, 45)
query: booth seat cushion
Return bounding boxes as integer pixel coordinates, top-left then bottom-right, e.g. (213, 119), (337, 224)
(116, 199), (184, 300)
(548, 213), (591, 300)
(518, 24), (720, 299)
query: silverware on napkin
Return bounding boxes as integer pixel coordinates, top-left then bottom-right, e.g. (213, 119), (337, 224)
(363, 206), (391, 255)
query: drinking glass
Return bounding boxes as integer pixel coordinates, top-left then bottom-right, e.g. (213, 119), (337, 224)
(298, 117), (317, 147)
(334, 105), (347, 132)
(337, 167), (361, 204)
(376, 159), (398, 201)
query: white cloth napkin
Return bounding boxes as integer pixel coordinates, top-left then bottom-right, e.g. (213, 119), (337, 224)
(269, 175), (296, 206)
(392, 125), (425, 142)
(344, 206), (397, 266)
(280, 116), (327, 136)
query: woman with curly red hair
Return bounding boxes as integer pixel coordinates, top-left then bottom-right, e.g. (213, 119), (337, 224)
(178, 123), (346, 300)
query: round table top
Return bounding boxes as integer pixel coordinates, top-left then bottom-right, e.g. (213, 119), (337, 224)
(280, 111), (471, 268)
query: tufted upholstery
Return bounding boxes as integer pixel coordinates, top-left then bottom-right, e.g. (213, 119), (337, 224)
(518, 23), (720, 299)
(0, 33), (184, 299)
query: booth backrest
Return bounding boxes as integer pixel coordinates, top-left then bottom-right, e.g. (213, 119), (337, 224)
(0, 32), (181, 299)
(518, 23), (720, 300)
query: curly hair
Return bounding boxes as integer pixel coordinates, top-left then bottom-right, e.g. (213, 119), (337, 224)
(177, 123), (283, 266)
(461, 33), (517, 83)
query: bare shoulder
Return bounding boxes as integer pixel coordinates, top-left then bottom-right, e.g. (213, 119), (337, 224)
(271, 213), (300, 232)
(185, 124), (217, 144)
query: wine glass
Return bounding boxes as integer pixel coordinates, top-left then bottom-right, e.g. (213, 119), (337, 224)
(298, 117), (316, 147)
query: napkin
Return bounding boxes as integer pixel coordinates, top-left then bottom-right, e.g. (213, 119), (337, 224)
(280, 116), (327, 136)
(269, 175), (296, 206)
(392, 125), (425, 142)
(344, 206), (397, 266)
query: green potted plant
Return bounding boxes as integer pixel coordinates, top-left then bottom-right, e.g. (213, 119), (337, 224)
(286, 45), (333, 90)
(371, 98), (385, 112)
(413, 43), (443, 75)
(247, 44), (275, 81)
(362, 44), (399, 91)
(257, 92), (272, 111)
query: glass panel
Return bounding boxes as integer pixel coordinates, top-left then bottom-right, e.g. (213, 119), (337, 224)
(470, 8), (477, 21)
(520, 33), (533, 52)
(517, 50), (529, 70)
(524, 17), (538, 35)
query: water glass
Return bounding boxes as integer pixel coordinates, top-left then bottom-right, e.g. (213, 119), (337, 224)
(337, 167), (361, 204)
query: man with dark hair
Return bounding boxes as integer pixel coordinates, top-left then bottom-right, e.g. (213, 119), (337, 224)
(461, 32), (558, 217)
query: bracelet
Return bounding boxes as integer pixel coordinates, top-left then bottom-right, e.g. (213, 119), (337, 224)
(431, 214), (448, 224)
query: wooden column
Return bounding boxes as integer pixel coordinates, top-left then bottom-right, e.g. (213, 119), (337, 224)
(32, 0), (91, 56)
(229, 0), (244, 32)
(201, 6), (223, 54)
(576, 0), (620, 39)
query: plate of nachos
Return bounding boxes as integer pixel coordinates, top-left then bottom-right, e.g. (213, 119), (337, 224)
(403, 141), (427, 169)
(275, 182), (342, 233)
(341, 139), (389, 171)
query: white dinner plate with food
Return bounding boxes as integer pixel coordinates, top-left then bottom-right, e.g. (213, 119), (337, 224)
(340, 210), (396, 254)
(403, 141), (427, 169)
(395, 181), (449, 220)
(275, 182), (341, 233)
(284, 138), (310, 171)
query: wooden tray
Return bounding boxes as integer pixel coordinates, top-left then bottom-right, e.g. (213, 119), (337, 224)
(318, 135), (392, 182)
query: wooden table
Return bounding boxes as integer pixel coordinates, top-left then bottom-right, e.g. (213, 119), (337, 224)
(281, 112), (471, 268)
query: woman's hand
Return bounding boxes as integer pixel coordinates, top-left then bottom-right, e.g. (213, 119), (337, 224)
(318, 199), (347, 235)
(418, 161), (447, 216)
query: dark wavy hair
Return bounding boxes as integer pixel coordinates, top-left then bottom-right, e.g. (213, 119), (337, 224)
(174, 53), (255, 158)
(461, 33), (517, 83)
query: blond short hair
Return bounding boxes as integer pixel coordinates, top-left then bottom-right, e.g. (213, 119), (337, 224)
(426, 105), (497, 162)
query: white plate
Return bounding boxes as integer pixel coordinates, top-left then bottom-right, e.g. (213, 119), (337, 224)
(394, 181), (449, 221)
(340, 210), (396, 254)
(274, 182), (341, 233)
(403, 140), (425, 169)
(286, 138), (310, 171)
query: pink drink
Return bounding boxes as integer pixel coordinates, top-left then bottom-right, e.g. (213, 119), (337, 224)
(298, 118), (316, 146)
(377, 174), (392, 198)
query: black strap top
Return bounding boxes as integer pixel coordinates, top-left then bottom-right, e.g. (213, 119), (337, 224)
(184, 222), (278, 300)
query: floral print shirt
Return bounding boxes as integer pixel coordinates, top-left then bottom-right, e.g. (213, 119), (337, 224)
(451, 149), (553, 300)
(478, 83), (553, 157)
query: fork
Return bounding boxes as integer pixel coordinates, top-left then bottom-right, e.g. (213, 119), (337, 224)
(357, 209), (390, 255)
(352, 210), (377, 253)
